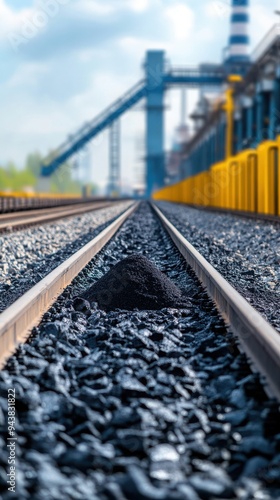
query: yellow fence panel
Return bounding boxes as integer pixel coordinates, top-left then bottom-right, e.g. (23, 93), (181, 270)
(153, 140), (280, 217)
(277, 136), (280, 216)
(257, 141), (279, 215)
(245, 151), (258, 212)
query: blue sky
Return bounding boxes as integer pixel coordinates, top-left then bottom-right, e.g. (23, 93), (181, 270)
(0, 0), (278, 189)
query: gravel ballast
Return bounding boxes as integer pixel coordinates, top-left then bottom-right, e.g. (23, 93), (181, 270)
(156, 202), (280, 333)
(0, 202), (131, 313)
(0, 202), (279, 499)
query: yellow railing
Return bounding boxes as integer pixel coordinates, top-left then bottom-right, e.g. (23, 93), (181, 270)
(153, 137), (280, 216)
(0, 192), (81, 199)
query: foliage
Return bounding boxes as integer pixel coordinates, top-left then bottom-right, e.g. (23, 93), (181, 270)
(0, 161), (36, 192)
(0, 152), (98, 195)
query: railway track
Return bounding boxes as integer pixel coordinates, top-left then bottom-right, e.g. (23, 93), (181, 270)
(0, 202), (279, 499)
(153, 205), (280, 401)
(0, 201), (116, 232)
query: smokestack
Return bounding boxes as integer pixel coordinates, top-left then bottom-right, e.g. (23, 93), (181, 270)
(229, 0), (250, 61)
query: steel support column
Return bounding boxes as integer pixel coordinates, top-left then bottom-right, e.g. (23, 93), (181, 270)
(268, 89), (276, 139)
(275, 67), (280, 135)
(236, 114), (243, 152)
(242, 108), (247, 149)
(246, 105), (253, 147)
(217, 121), (223, 161)
(256, 89), (264, 144)
(108, 120), (120, 196)
(145, 51), (165, 198)
(210, 134), (215, 165)
(215, 126), (220, 161)
(233, 119), (238, 155)
(220, 120), (226, 160)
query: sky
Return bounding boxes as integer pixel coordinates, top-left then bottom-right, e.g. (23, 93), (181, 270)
(0, 0), (278, 191)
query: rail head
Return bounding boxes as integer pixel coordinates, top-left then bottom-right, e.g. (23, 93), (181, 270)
(0, 203), (138, 369)
(152, 203), (280, 401)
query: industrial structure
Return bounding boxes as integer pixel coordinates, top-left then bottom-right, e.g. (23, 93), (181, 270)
(155, 3), (280, 216)
(41, 0), (280, 212)
(40, 54), (224, 197)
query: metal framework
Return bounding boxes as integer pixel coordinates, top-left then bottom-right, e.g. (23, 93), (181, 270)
(40, 60), (226, 197)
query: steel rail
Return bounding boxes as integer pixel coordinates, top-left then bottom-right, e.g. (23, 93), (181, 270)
(0, 203), (137, 369)
(0, 201), (118, 231)
(0, 201), (111, 220)
(153, 204), (280, 401)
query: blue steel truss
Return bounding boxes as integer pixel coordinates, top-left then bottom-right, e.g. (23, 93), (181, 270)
(42, 79), (147, 176)
(41, 67), (225, 177)
(164, 67), (225, 86)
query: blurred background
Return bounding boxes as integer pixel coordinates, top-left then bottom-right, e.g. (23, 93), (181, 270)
(0, 0), (277, 196)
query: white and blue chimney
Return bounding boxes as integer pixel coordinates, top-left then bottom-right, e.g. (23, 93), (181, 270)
(228, 0), (250, 62)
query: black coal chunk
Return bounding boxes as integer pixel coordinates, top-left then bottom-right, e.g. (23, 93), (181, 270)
(82, 255), (187, 311)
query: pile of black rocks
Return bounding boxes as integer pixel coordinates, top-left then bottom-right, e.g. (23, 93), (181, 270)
(82, 254), (188, 311)
(0, 203), (279, 499)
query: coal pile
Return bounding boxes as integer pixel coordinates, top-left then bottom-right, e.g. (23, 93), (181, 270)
(82, 254), (188, 311)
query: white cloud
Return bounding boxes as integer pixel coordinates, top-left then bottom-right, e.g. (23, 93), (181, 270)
(164, 3), (195, 41)
(72, 0), (150, 16)
(128, 0), (149, 12)
(0, 0), (34, 38)
(8, 62), (48, 88)
(204, 1), (231, 20)
(72, 0), (115, 16)
(250, 3), (277, 48)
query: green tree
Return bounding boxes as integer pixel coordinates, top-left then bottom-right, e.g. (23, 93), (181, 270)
(0, 161), (36, 192)
(0, 167), (10, 191)
(0, 151), (99, 195)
